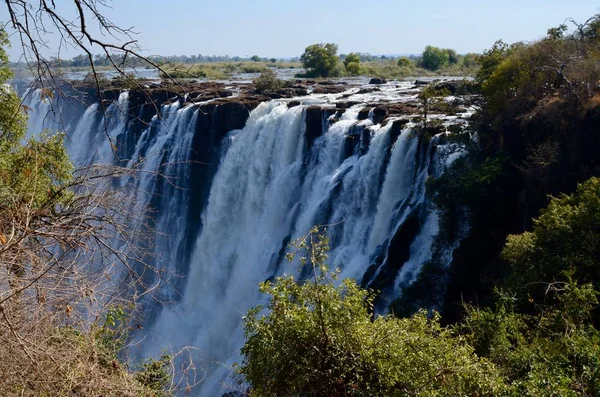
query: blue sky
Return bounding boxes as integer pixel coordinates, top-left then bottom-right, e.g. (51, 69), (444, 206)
(6, 0), (599, 60)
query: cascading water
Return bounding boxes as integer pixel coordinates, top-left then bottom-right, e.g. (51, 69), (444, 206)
(23, 82), (468, 396)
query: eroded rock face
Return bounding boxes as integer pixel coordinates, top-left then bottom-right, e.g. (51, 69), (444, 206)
(305, 106), (325, 150)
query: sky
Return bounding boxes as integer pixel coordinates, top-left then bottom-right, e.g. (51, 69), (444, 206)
(5, 0), (600, 60)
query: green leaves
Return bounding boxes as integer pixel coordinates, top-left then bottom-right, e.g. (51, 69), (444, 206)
(503, 177), (600, 292)
(300, 43), (342, 78)
(421, 46), (450, 71)
(238, 229), (503, 396)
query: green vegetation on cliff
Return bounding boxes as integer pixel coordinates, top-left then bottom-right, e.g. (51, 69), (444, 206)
(237, 13), (600, 397)
(237, 229), (504, 396)
(0, 30), (176, 396)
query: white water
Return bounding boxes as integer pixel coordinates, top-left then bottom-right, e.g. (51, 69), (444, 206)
(23, 85), (467, 396)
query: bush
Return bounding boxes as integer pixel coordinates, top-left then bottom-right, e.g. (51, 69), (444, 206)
(345, 61), (361, 76)
(503, 177), (600, 293)
(237, 228), (505, 396)
(463, 283), (600, 396)
(421, 45), (450, 71)
(397, 57), (412, 68)
(253, 69), (282, 93)
(300, 43), (341, 77)
(0, 30), (179, 396)
(343, 52), (361, 75)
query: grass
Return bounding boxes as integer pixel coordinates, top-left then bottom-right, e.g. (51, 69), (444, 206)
(158, 61), (303, 79)
(30, 59), (475, 81)
(358, 60), (479, 79)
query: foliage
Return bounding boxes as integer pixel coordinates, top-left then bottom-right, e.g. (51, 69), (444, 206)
(343, 52), (361, 75)
(461, 53), (479, 70)
(421, 45), (450, 71)
(253, 69), (283, 93)
(0, 31), (178, 396)
(389, 259), (448, 317)
(463, 283), (600, 396)
(159, 61), (280, 79)
(396, 56), (412, 68)
(345, 61), (361, 76)
(237, 228), (505, 396)
(343, 52), (360, 68)
(446, 48), (459, 64)
(503, 177), (600, 293)
(475, 40), (512, 87)
(417, 83), (450, 127)
(135, 353), (173, 394)
(428, 153), (512, 239)
(300, 43), (342, 77)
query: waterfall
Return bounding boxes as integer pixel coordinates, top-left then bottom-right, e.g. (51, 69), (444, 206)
(23, 84), (467, 396)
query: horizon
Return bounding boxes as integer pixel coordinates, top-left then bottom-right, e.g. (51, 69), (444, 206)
(5, 1), (599, 62)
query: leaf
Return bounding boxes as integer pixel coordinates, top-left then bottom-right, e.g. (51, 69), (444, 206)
(40, 88), (54, 103)
(65, 305), (73, 316)
(0, 233), (6, 245)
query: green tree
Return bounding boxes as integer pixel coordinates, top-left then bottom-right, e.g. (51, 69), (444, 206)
(343, 52), (360, 68)
(250, 55), (260, 62)
(464, 283), (600, 396)
(345, 61), (361, 76)
(547, 24), (568, 40)
(237, 228), (504, 396)
(300, 43), (341, 77)
(343, 52), (361, 75)
(503, 177), (600, 293)
(460, 52), (479, 69)
(445, 48), (459, 64)
(417, 83), (450, 128)
(421, 45), (450, 70)
(475, 40), (511, 86)
(396, 56), (412, 68)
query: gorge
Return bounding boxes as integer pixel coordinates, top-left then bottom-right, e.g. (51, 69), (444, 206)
(22, 79), (472, 395)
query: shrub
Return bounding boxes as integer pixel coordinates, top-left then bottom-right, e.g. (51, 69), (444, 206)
(300, 43), (341, 77)
(343, 52), (361, 75)
(503, 177), (600, 293)
(237, 228), (505, 396)
(397, 57), (412, 68)
(345, 61), (361, 76)
(253, 69), (282, 93)
(421, 45), (450, 71)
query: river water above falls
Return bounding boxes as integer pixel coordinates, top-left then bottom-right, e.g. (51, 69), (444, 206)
(23, 80), (470, 395)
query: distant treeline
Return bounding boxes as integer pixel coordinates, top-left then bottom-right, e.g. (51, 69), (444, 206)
(13, 50), (464, 69)
(12, 53), (304, 68)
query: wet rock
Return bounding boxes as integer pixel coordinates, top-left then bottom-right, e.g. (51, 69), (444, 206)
(358, 107), (373, 120)
(305, 106), (324, 149)
(435, 80), (477, 95)
(357, 87), (380, 94)
(369, 78), (387, 85)
(336, 101), (360, 109)
(390, 119), (409, 145)
(387, 102), (419, 116)
(372, 106), (388, 124)
(312, 85), (347, 94)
